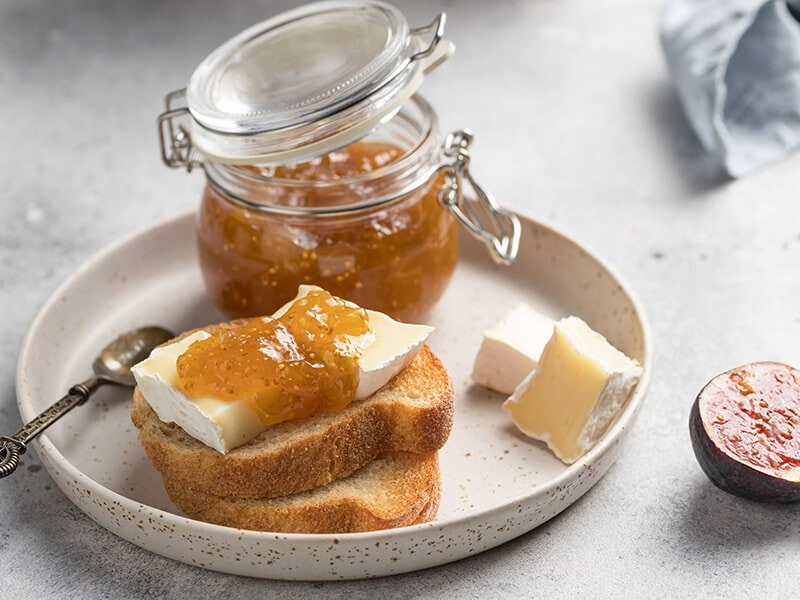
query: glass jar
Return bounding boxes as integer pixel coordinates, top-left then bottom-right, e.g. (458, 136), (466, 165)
(197, 96), (458, 322)
(158, 1), (519, 322)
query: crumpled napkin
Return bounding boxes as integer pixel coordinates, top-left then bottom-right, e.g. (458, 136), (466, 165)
(660, 0), (800, 176)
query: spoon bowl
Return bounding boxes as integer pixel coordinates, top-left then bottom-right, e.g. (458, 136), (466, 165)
(92, 326), (175, 387)
(0, 325), (175, 478)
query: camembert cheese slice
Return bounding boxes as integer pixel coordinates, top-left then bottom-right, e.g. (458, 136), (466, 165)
(502, 316), (642, 464)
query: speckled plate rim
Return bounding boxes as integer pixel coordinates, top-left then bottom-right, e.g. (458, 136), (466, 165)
(15, 208), (653, 580)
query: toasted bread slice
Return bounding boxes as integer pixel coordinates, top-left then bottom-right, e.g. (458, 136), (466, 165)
(163, 451), (441, 534)
(132, 344), (454, 499)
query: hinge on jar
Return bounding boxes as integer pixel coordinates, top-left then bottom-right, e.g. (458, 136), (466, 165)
(157, 89), (201, 172)
(439, 130), (521, 266)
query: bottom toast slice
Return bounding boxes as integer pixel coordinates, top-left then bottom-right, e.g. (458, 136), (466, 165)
(163, 451), (441, 534)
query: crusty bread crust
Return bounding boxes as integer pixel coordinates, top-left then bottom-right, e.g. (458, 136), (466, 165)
(163, 451), (441, 534)
(132, 341), (454, 499)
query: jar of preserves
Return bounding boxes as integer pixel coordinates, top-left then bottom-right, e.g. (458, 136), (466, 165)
(158, 0), (519, 322)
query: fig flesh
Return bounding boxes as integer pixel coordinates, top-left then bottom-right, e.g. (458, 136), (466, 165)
(689, 361), (800, 502)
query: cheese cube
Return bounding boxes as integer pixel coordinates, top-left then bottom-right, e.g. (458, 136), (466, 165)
(502, 316), (642, 464)
(471, 302), (555, 394)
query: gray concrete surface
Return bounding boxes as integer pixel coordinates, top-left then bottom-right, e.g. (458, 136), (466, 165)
(2, 0), (799, 597)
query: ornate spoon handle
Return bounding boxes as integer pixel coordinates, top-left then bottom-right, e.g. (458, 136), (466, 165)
(0, 378), (101, 478)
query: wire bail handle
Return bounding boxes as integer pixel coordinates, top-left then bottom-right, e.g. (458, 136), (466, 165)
(157, 89), (198, 172)
(438, 130), (521, 265)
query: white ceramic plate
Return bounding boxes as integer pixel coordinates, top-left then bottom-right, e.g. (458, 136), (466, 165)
(16, 209), (651, 580)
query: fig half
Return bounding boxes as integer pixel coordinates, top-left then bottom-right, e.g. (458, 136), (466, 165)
(689, 361), (800, 502)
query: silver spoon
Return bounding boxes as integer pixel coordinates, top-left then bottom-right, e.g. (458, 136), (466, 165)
(0, 325), (174, 478)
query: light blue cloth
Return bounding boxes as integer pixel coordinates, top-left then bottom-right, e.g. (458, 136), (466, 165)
(660, 0), (800, 176)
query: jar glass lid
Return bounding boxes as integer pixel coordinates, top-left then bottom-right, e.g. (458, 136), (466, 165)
(179, 0), (453, 164)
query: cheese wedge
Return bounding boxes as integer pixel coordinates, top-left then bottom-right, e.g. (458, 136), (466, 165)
(502, 316), (641, 464)
(132, 286), (433, 453)
(471, 302), (555, 394)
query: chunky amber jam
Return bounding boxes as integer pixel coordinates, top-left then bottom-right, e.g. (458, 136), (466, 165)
(197, 139), (459, 323)
(253, 142), (404, 183)
(175, 289), (371, 426)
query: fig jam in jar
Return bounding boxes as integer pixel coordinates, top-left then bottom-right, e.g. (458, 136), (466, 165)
(158, 1), (519, 321)
(199, 98), (458, 321)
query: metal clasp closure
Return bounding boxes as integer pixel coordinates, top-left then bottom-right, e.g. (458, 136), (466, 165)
(439, 130), (521, 265)
(157, 89), (200, 172)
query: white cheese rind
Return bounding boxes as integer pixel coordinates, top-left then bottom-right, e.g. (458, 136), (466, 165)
(471, 302), (555, 394)
(502, 316), (642, 464)
(132, 286), (433, 453)
(356, 310), (431, 399)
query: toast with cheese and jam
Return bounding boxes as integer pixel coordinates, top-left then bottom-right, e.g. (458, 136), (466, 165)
(131, 342), (454, 500)
(130, 286), (454, 533)
(129, 294), (454, 535)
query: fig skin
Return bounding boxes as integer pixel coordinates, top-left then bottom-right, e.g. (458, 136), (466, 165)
(689, 362), (800, 503)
